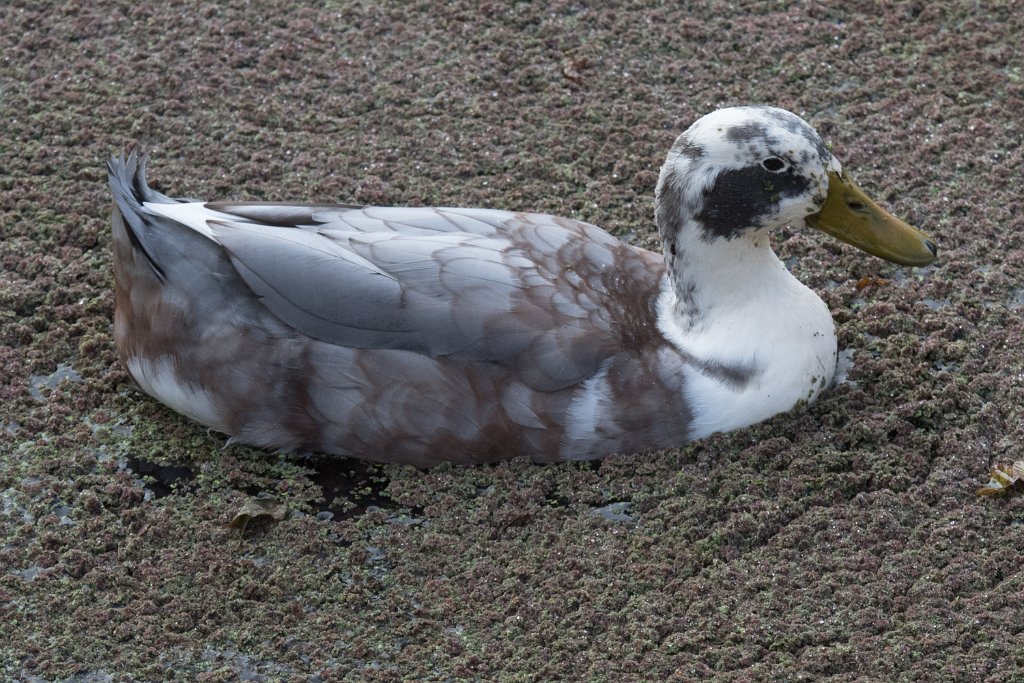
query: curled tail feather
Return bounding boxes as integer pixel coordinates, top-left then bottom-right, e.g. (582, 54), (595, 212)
(107, 149), (178, 282)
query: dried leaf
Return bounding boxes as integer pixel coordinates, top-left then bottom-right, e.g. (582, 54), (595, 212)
(976, 461), (1024, 496)
(562, 56), (591, 86)
(229, 495), (289, 531)
(856, 276), (888, 291)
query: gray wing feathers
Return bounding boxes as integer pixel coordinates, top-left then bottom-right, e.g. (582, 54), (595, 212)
(212, 204), (521, 237)
(204, 202), (363, 228)
(205, 207), (641, 391)
(210, 221), (422, 349)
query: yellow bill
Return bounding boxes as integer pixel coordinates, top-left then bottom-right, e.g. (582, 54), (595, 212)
(806, 171), (936, 266)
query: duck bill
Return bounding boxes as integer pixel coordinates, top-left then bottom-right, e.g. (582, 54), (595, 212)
(806, 171), (936, 266)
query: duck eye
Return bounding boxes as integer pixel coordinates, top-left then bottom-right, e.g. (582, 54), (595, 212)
(762, 157), (785, 172)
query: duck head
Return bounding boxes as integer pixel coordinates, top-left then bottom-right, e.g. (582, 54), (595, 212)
(655, 106), (937, 268)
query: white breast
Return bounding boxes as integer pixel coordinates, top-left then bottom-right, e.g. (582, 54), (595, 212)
(656, 256), (837, 441)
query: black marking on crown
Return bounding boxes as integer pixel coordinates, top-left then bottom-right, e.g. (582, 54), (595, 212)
(671, 135), (706, 160)
(725, 121), (777, 147)
(757, 107), (830, 163)
(697, 164), (812, 240)
(724, 108), (831, 166)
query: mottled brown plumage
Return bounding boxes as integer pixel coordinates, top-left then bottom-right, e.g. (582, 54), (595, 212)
(110, 107), (935, 466)
(111, 155), (693, 466)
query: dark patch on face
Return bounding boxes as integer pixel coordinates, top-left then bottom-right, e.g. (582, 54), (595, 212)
(696, 164), (812, 240)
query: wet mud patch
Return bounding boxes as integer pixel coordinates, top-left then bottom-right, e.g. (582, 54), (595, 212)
(125, 456), (196, 498)
(121, 450), (424, 525)
(301, 456), (421, 522)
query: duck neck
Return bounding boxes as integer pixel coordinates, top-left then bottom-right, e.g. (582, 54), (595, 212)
(660, 218), (790, 333)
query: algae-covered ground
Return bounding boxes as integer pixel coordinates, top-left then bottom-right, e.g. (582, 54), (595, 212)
(2, 0), (1023, 680)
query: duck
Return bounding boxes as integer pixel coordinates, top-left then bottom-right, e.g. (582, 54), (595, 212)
(108, 106), (936, 467)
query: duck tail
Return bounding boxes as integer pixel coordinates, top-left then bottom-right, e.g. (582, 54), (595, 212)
(107, 148), (175, 283)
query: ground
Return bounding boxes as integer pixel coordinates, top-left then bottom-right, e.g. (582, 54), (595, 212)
(2, 1), (1023, 681)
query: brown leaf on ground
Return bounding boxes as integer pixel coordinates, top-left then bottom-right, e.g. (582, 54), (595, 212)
(976, 461), (1024, 496)
(856, 276), (889, 291)
(229, 495), (289, 531)
(562, 56), (591, 86)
